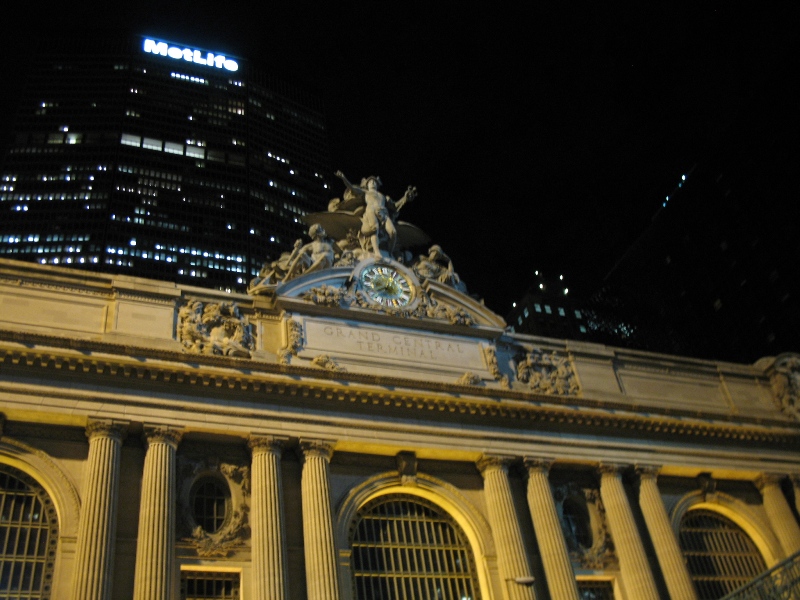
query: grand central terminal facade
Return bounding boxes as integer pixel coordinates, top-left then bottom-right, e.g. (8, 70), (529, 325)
(2, 176), (800, 600)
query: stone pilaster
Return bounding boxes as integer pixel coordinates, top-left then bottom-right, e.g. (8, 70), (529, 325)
(792, 475), (800, 522)
(756, 474), (800, 556)
(71, 419), (128, 600)
(133, 426), (183, 600)
(523, 459), (579, 600)
(300, 440), (340, 600)
(249, 435), (289, 600)
(598, 464), (659, 600)
(636, 466), (697, 600)
(477, 455), (536, 600)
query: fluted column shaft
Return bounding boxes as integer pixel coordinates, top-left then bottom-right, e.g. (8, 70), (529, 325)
(524, 459), (579, 600)
(758, 474), (800, 556)
(250, 436), (289, 600)
(133, 427), (182, 600)
(72, 420), (128, 600)
(477, 456), (536, 600)
(300, 440), (340, 600)
(637, 467), (697, 600)
(598, 465), (659, 600)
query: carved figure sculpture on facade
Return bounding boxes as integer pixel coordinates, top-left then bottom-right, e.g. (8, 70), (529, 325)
(178, 300), (255, 358)
(413, 245), (468, 294)
(516, 348), (579, 395)
(334, 170), (417, 258)
(248, 238), (304, 291)
(284, 223), (336, 280)
(770, 353), (800, 420)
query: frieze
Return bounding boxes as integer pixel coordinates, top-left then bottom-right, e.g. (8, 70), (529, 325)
(178, 299), (254, 358)
(516, 348), (580, 396)
(312, 354), (346, 373)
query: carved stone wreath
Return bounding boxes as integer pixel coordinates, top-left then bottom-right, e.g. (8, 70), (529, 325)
(177, 456), (251, 557)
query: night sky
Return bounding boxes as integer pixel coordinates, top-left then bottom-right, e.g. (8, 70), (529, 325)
(2, 2), (798, 315)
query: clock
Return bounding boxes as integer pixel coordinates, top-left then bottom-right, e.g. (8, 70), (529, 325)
(359, 264), (414, 307)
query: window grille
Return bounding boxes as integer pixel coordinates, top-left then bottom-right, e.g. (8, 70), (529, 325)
(679, 509), (767, 600)
(350, 494), (481, 600)
(180, 571), (240, 600)
(0, 465), (59, 600)
(578, 580), (615, 599)
(191, 478), (229, 534)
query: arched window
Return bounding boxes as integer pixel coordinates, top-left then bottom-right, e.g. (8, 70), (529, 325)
(0, 465), (59, 599)
(191, 477), (230, 534)
(350, 494), (481, 600)
(679, 509), (767, 599)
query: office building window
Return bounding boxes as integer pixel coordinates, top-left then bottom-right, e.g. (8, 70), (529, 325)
(350, 494), (481, 600)
(0, 465), (59, 600)
(679, 509), (766, 599)
(180, 571), (240, 599)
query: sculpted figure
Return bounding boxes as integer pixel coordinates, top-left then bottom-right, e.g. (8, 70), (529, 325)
(413, 245), (467, 293)
(251, 238), (304, 288)
(334, 170), (417, 258)
(285, 224), (335, 280)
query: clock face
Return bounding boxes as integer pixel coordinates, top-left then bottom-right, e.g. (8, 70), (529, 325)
(360, 264), (413, 307)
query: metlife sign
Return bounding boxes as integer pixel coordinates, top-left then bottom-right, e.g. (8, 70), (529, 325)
(142, 38), (239, 72)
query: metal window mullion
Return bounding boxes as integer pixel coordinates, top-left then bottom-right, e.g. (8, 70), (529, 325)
(387, 513), (403, 600)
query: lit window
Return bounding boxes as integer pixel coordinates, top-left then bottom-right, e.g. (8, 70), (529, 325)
(574, 310), (582, 319)
(544, 305), (552, 314)
(180, 571), (239, 599)
(142, 138), (163, 151)
(164, 142), (184, 155)
(186, 146), (205, 159)
(679, 509), (766, 598)
(523, 308), (529, 318)
(121, 133), (141, 147)
(558, 307), (565, 317)
(0, 465), (59, 599)
(351, 495), (479, 600)
(534, 304), (542, 313)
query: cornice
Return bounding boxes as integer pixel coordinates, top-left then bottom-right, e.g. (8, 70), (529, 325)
(1, 330), (798, 446)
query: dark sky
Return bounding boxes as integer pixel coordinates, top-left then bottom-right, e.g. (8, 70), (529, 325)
(3, 2), (798, 315)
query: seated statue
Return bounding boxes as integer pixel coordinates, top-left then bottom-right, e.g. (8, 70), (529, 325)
(284, 224), (336, 280)
(413, 245), (467, 293)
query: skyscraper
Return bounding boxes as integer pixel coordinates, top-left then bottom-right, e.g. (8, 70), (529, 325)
(0, 34), (333, 292)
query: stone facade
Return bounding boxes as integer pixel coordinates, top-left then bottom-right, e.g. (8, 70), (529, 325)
(1, 256), (799, 599)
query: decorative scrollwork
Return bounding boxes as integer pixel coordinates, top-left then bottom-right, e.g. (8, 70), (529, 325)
(278, 320), (303, 365)
(770, 353), (800, 421)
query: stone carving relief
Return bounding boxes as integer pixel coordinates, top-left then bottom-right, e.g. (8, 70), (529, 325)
(769, 353), (800, 420)
(456, 372), (481, 386)
(312, 353), (346, 373)
(178, 299), (254, 358)
(177, 456), (250, 558)
(277, 319), (304, 365)
(553, 483), (616, 570)
(483, 345), (510, 389)
(516, 348), (579, 395)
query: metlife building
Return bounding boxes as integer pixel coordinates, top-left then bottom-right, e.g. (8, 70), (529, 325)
(0, 35), (333, 291)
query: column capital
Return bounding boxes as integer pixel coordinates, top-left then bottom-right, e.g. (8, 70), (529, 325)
(476, 454), (515, 476)
(299, 439), (335, 462)
(755, 472), (786, 491)
(248, 434), (288, 456)
(598, 462), (628, 477)
(523, 457), (554, 474)
(635, 465), (662, 481)
(142, 425), (183, 449)
(86, 418), (129, 443)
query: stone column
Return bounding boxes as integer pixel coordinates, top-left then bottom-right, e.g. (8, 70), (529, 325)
(71, 419), (128, 600)
(300, 440), (340, 600)
(598, 464), (659, 600)
(523, 459), (579, 600)
(757, 473), (800, 556)
(792, 475), (800, 522)
(249, 435), (289, 600)
(132, 426), (183, 600)
(477, 456), (536, 600)
(636, 466), (697, 600)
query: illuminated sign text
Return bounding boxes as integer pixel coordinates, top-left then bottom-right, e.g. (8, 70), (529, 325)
(143, 38), (239, 72)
